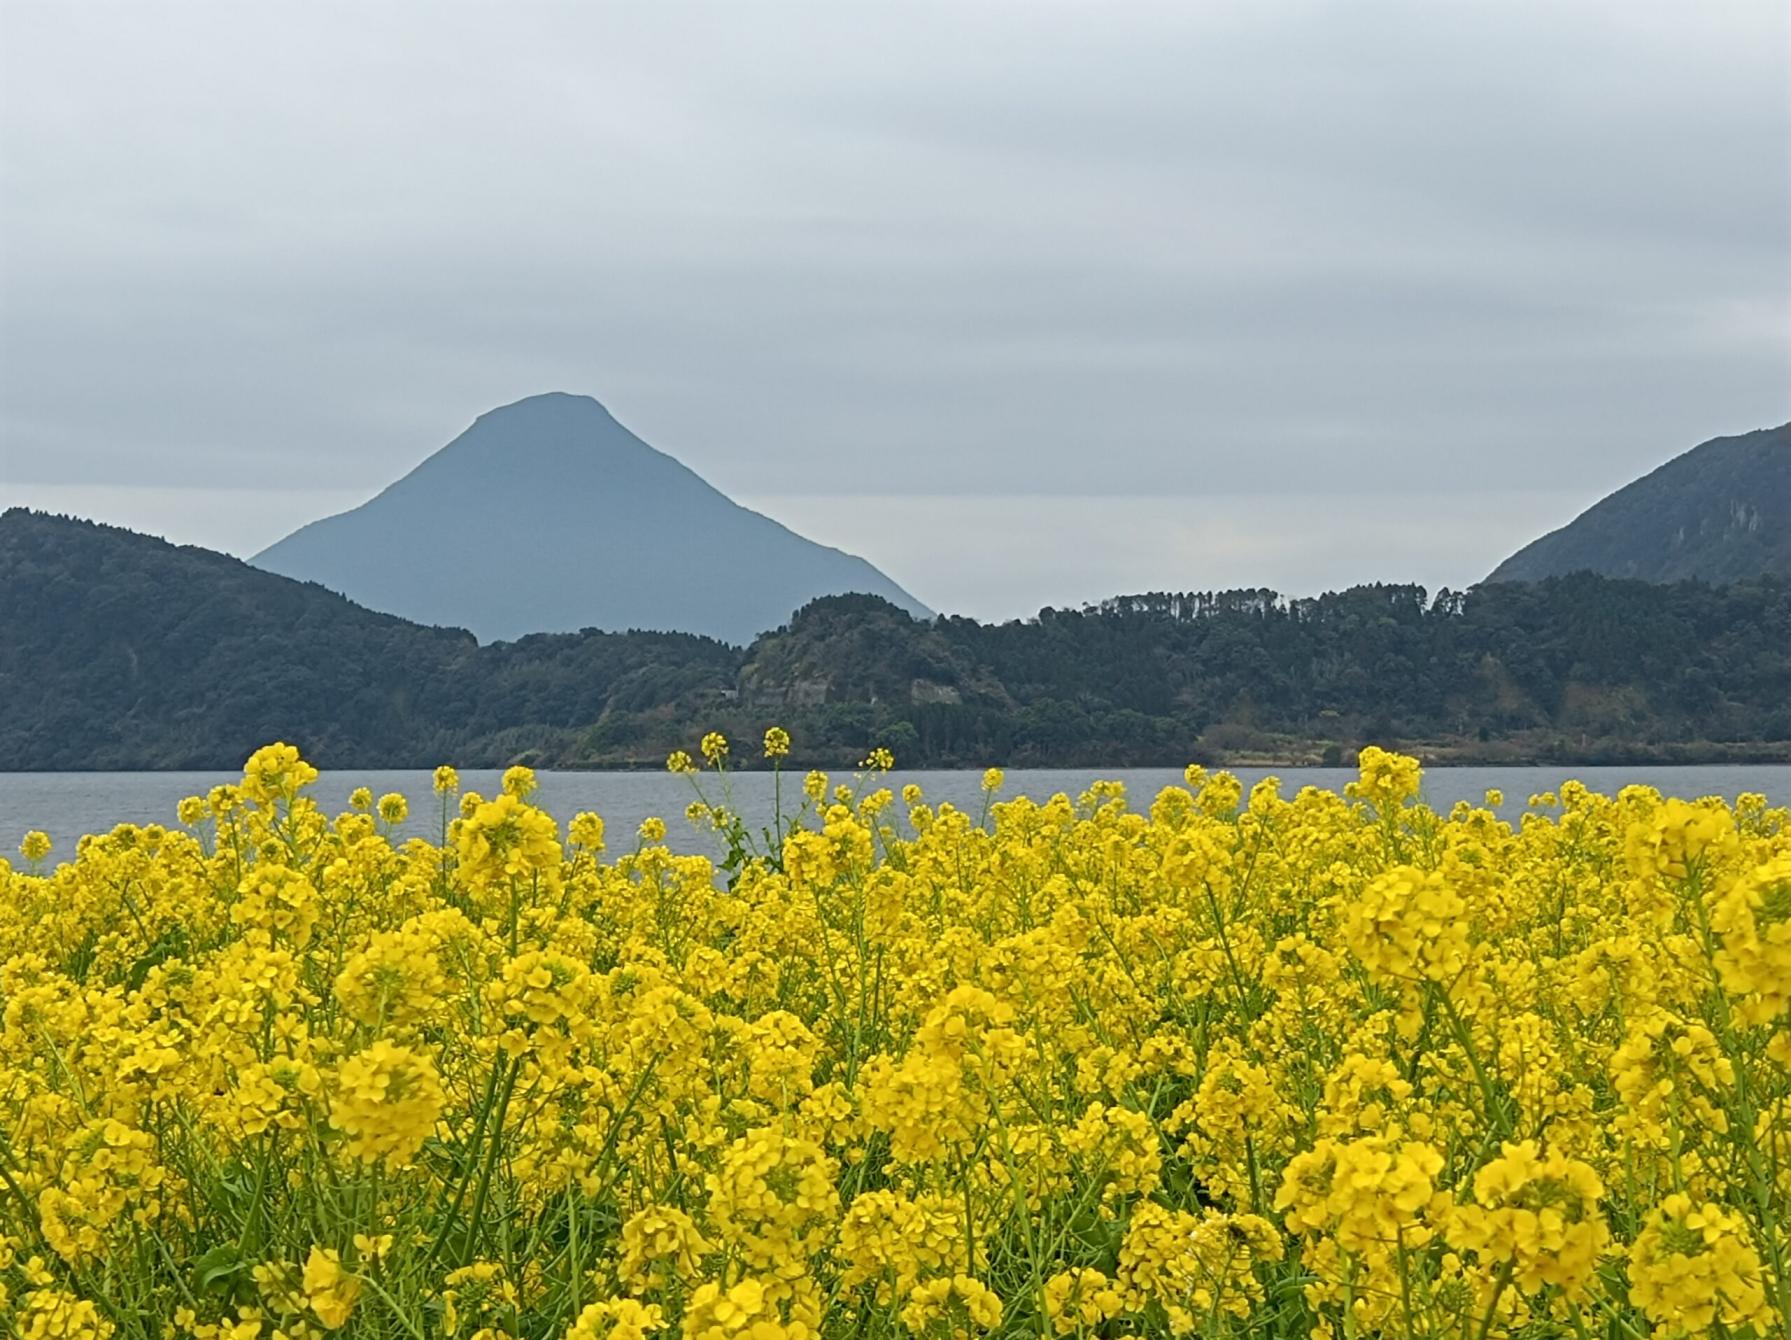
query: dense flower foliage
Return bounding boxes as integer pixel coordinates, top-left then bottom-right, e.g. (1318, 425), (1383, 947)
(0, 740), (1787, 1338)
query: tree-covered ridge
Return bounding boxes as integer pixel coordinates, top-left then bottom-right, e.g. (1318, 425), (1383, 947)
(911, 579), (1791, 764)
(1489, 422), (1791, 585)
(0, 510), (736, 769)
(3, 508), (1788, 770)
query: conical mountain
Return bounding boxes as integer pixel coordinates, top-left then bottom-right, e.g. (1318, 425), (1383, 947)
(254, 393), (932, 644)
(1488, 423), (1791, 585)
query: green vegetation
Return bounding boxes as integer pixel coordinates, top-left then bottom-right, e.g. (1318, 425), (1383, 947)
(5, 508), (1789, 770)
(0, 510), (736, 769)
(1489, 422), (1790, 585)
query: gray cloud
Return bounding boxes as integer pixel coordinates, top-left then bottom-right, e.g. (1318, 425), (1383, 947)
(2, 0), (1786, 614)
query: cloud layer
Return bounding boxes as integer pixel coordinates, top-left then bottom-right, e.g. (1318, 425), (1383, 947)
(3, 0), (1786, 617)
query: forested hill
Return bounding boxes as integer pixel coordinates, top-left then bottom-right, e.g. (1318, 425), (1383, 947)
(0, 510), (736, 769)
(1489, 423), (1791, 585)
(4, 508), (1789, 769)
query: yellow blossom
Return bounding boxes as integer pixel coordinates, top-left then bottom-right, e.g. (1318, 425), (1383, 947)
(330, 1039), (444, 1168)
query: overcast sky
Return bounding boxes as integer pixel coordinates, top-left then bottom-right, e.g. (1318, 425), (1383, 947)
(2, 0), (1786, 620)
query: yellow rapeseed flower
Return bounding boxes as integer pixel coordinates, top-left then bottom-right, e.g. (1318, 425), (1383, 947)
(0, 739), (1785, 1338)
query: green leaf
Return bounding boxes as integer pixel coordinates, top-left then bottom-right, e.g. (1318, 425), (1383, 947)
(193, 1243), (245, 1293)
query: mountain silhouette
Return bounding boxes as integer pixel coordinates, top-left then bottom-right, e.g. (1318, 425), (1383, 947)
(1489, 423), (1790, 585)
(254, 392), (931, 644)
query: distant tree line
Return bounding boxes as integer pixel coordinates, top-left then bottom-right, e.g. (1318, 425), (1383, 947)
(715, 578), (1791, 767)
(3, 509), (1787, 770)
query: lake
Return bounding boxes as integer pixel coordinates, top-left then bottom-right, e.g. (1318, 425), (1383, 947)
(3, 763), (1789, 860)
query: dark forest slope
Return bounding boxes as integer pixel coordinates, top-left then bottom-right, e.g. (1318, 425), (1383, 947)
(6, 510), (1789, 769)
(0, 510), (735, 768)
(1490, 424), (1791, 585)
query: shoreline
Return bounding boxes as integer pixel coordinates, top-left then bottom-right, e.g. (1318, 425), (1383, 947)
(6, 742), (1791, 776)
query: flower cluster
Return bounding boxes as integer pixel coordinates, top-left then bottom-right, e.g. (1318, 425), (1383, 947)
(0, 740), (1787, 1339)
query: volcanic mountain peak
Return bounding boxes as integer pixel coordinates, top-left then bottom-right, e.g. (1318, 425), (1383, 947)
(253, 394), (932, 645)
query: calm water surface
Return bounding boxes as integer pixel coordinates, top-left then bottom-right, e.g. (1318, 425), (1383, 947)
(3, 765), (1789, 859)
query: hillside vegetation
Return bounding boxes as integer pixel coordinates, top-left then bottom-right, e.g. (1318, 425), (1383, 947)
(1490, 422), (1791, 585)
(0, 510), (735, 769)
(4, 509), (1789, 769)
